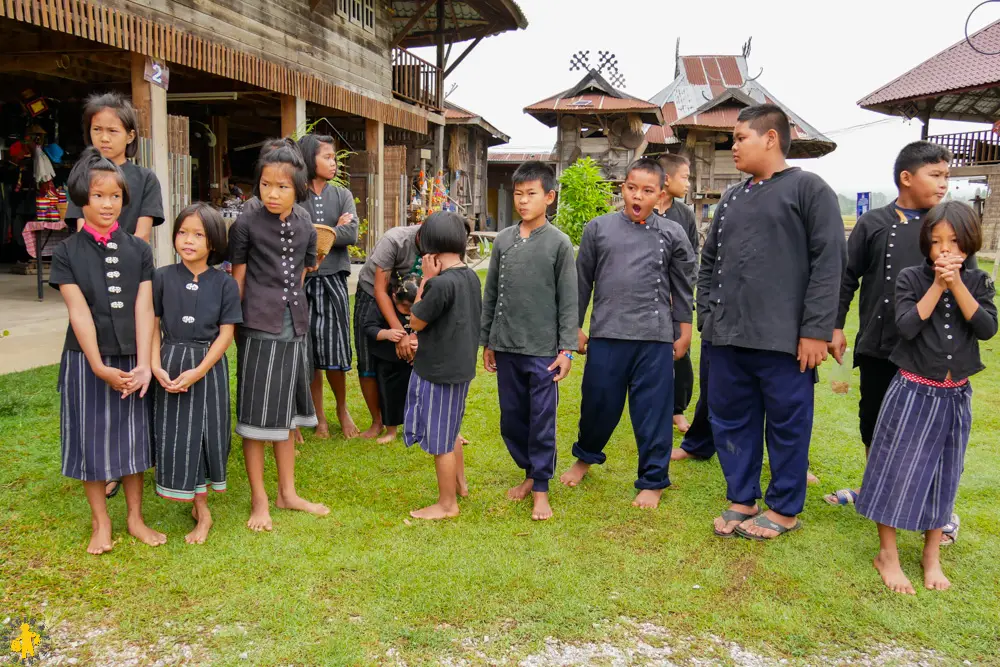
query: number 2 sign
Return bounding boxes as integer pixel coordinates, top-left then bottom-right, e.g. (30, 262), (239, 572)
(143, 58), (170, 90)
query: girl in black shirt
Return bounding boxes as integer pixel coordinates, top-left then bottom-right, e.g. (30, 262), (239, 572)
(151, 204), (242, 544)
(856, 202), (997, 595)
(49, 147), (162, 555)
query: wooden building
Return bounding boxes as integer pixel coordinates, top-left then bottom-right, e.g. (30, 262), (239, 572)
(858, 18), (1000, 259)
(442, 100), (509, 229)
(644, 49), (835, 223)
(0, 0), (527, 267)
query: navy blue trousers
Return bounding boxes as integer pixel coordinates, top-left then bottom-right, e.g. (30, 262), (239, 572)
(680, 341), (716, 459)
(708, 345), (815, 517)
(496, 352), (559, 492)
(572, 338), (674, 490)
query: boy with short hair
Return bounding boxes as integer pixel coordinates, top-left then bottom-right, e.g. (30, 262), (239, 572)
(560, 158), (696, 509)
(700, 104), (845, 540)
(481, 161), (578, 521)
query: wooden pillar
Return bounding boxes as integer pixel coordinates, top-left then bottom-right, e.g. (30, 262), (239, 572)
(131, 53), (172, 266)
(366, 118), (385, 239)
(281, 95), (306, 138)
(209, 116), (229, 203)
(920, 100), (936, 140)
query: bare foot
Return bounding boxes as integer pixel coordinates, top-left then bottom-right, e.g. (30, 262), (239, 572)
(671, 448), (696, 461)
(507, 479), (533, 501)
(410, 502), (460, 520)
(457, 476), (469, 498)
(186, 506), (213, 545)
(376, 426), (398, 445)
(87, 515), (113, 555)
(360, 422), (385, 439)
(294, 428), (305, 444)
(314, 423), (331, 439)
(457, 434), (469, 446)
(532, 492), (553, 521)
(923, 556), (951, 591)
(560, 460), (590, 487)
(339, 410), (361, 439)
(874, 550), (916, 595)
(127, 515), (167, 547)
(632, 489), (663, 509)
(714, 504), (758, 536)
(673, 414), (691, 433)
(807, 470), (820, 485)
(276, 492), (330, 517)
(247, 497), (273, 532)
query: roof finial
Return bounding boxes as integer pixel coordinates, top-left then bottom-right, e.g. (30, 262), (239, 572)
(674, 38), (681, 79)
(741, 36), (752, 60)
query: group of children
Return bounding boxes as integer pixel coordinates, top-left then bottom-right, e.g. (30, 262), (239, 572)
(50, 93), (996, 595)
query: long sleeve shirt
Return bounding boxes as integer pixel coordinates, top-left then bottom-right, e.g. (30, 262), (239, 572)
(891, 264), (997, 381)
(577, 211), (694, 344)
(697, 167), (846, 356)
(479, 223), (578, 356)
(303, 184), (358, 276)
(654, 199), (699, 284)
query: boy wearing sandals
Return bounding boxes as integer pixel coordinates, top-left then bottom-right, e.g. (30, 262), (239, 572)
(827, 142), (966, 546)
(699, 105), (845, 540)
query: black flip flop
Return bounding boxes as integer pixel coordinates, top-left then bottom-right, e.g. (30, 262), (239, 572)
(714, 508), (759, 538)
(105, 479), (121, 499)
(735, 514), (801, 541)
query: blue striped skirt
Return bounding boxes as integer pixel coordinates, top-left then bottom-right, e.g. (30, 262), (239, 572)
(58, 350), (152, 482)
(305, 272), (352, 371)
(856, 373), (972, 531)
(403, 372), (470, 456)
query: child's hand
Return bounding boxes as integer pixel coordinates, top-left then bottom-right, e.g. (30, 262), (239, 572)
(548, 353), (572, 382)
(122, 365), (152, 399)
(337, 212), (353, 227)
(308, 259), (322, 272)
(422, 254), (442, 279)
(577, 328), (589, 355)
(409, 335), (418, 351)
(828, 328), (847, 365)
(97, 364), (132, 393)
(673, 335), (692, 361)
(170, 368), (204, 392)
(386, 329), (407, 343)
(396, 334), (415, 362)
(797, 337), (828, 372)
(483, 347), (497, 373)
(153, 367), (174, 390)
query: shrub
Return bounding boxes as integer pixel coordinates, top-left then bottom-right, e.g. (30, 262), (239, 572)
(554, 157), (614, 246)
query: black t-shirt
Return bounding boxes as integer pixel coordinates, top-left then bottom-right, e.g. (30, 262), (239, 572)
(362, 302), (412, 362)
(65, 161), (164, 235)
(411, 266), (482, 384)
(49, 228), (155, 356)
(153, 264), (243, 344)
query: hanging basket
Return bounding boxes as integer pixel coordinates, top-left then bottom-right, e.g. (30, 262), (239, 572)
(315, 224), (336, 257)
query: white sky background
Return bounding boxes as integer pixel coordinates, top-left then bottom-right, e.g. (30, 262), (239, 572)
(421, 0), (1000, 197)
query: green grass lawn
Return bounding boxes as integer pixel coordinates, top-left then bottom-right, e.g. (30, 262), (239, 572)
(2, 277), (1000, 665)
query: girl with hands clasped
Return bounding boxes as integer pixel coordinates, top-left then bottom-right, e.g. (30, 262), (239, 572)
(49, 147), (160, 555)
(151, 204), (242, 544)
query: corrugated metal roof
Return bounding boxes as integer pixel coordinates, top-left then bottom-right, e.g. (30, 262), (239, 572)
(644, 102), (678, 143)
(525, 93), (659, 113)
(391, 1), (528, 48)
(444, 101), (510, 145)
(858, 19), (1000, 107)
(488, 150), (555, 163)
(525, 69), (663, 127)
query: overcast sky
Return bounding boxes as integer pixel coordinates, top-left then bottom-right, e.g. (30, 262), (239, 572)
(429, 0), (999, 197)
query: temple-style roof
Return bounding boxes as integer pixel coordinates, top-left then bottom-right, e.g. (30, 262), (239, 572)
(524, 69), (663, 128)
(390, 0), (527, 48)
(444, 101), (510, 146)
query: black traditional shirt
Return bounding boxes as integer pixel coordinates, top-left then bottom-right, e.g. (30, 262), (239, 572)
(49, 227), (154, 355)
(153, 264), (243, 344)
(654, 199), (699, 284)
(411, 266), (482, 384)
(66, 161), (164, 235)
(362, 303), (412, 362)
(303, 184), (358, 276)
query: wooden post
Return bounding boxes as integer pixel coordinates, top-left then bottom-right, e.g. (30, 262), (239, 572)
(920, 101), (935, 140)
(433, 0), (446, 174)
(209, 116), (229, 203)
(131, 53), (173, 267)
(366, 118), (385, 240)
(281, 95), (306, 138)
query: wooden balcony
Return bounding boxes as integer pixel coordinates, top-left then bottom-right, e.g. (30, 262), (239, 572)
(392, 47), (442, 113)
(929, 130), (1000, 173)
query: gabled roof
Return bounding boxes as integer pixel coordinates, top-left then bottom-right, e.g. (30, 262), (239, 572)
(645, 54), (835, 159)
(444, 101), (510, 146)
(391, 1), (528, 48)
(858, 19), (1000, 123)
(524, 69), (663, 128)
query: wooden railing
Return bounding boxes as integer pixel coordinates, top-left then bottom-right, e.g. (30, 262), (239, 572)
(392, 47), (442, 113)
(929, 130), (1000, 168)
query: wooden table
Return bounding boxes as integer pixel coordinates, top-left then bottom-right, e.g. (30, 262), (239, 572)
(22, 220), (71, 301)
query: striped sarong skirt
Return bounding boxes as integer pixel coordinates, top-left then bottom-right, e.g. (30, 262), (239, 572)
(305, 272), (352, 371)
(856, 373), (972, 531)
(353, 289), (379, 378)
(236, 310), (318, 442)
(403, 371), (470, 455)
(58, 350), (152, 482)
(152, 342), (231, 501)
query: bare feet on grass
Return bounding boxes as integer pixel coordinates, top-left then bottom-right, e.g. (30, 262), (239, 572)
(806, 470), (820, 485)
(874, 550), (916, 595)
(247, 496), (273, 532)
(673, 414), (690, 433)
(532, 492), (553, 521)
(671, 448), (696, 462)
(560, 460), (590, 487)
(314, 422), (331, 439)
(922, 555), (951, 591)
(186, 503), (213, 545)
(294, 428), (305, 444)
(632, 489), (663, 509)
(376, 426), (398, 445)
(339, 408), (361, 439)
(507, 479), (533, 501)
(87, 515), (113, 555)
(360, 422), (385, 439)
(410, 502), (460, 520)
(127, 515), (167, 547)
(276, 492), (330, 517)
(457, 475), (469, 498)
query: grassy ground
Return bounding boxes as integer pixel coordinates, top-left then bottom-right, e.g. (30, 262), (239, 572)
(2, 272), (1000, 665)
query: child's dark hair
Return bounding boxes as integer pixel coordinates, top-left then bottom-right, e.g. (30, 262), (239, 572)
(66, 146), (131, 208)
(626, 157), (665, 188)
(893, 141), (953, 188)
(919, 201), (982, 259)
(253, 138), (309, 203)
(82, 92), (140, 159)
(173, 202), (229, 265)
(659, 153), (690, 177)
(297, 134), (337, 181)
(394, 273), (421, 304)
(420, 211), (469, 255)
(737, 104), (791, 157)
(512, 160), (556, 194)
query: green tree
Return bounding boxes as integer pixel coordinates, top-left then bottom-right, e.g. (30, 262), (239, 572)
(554, 157), (614, 245)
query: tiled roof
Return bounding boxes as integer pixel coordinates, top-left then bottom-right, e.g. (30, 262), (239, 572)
(525, 69), (664, 127)
(443, 101), (510, 146)
(488, 150), (554, 163)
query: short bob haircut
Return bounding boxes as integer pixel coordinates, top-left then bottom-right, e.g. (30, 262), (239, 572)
(919, 201), (983, 259)
(625, 157), (665, 188)
(394, 272), (421, 304)
(512, 160), (556, 194)
(893, 141), (953, 188)
(737, 104), (791, 157)
(253, 138), (309, 203)
(419, 211), (469, 256)
(173, 202), (229, 265)
(82, 92), (140, 159)
(659, 153), (690, 177)
(66, 146), (131, 209)
(297, 134), (337, 181)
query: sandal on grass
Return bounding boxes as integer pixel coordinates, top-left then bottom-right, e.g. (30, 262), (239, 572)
(939, 513), (960, 546)
(824, 488), (859, 506)
(714, 508), (759, 538)
(735, 513), (801, 541)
